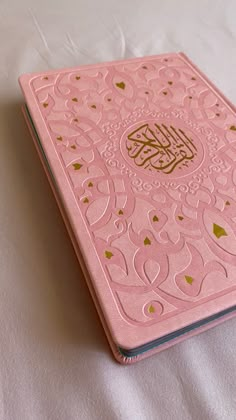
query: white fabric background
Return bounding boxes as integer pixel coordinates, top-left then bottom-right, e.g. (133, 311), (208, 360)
(1, 1), (236, 419)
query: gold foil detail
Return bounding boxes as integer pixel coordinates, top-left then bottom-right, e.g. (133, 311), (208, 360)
(116, 82), (125, 90)
(213, 223), (227, 239)
(105, 251), (113, 259)
(144, 237), (151, 245)
(185, 275), (193, 285)
(73, 163), (82, 170)
(126, 123), (197, 174)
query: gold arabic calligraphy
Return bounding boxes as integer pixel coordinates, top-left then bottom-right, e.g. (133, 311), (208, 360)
(126, 123), (197, 174)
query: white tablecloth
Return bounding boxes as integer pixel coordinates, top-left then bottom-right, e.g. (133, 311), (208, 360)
(1, 1), (236, 419)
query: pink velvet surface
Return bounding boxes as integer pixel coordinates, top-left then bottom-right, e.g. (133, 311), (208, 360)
(22, 105), (236, 366)
(1, 0), (236, 418)
(20, 53), (236, 355)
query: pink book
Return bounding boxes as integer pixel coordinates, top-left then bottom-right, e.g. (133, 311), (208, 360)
(19, 53), (236, 364)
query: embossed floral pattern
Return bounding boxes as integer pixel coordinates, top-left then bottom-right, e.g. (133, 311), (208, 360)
(30, 55), (236, 325)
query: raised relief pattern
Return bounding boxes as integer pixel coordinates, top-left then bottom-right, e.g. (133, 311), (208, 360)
(30, 55), (236, 327)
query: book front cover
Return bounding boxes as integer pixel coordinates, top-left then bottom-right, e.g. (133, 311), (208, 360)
(20, 53), (236, 349)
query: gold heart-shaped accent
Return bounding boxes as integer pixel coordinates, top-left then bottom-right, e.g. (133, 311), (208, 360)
(148, 305), (155, 313)
(43, 103), (48, 108)
(73, 163), (82, 170)
(185, 275), (193, 285)
(83, 197), (89, 204)
(71, 145), (76, 150)
(153, 215), (159, 222)
(213, 223), (227, 238)
(91, 105), (96, 109)
(75, 76), (80, 80)
(57, 136), (62, 141)
(105, 250), (113, 259)
(168, 81), (173, 85)
(88, 182), (93, 187)
(230, 125), (236, 131)
(163, 91), (167, 95)
(144, 237), (151, 245)
(178, 216), (184, 221)
(225, 201), (230, 206)
(43, 76), (48, 80)
(116, 81), (125, 90)
(72, 97), (78, 102)
(118, 209), (123, 215)
(73, 118), (78, 122)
